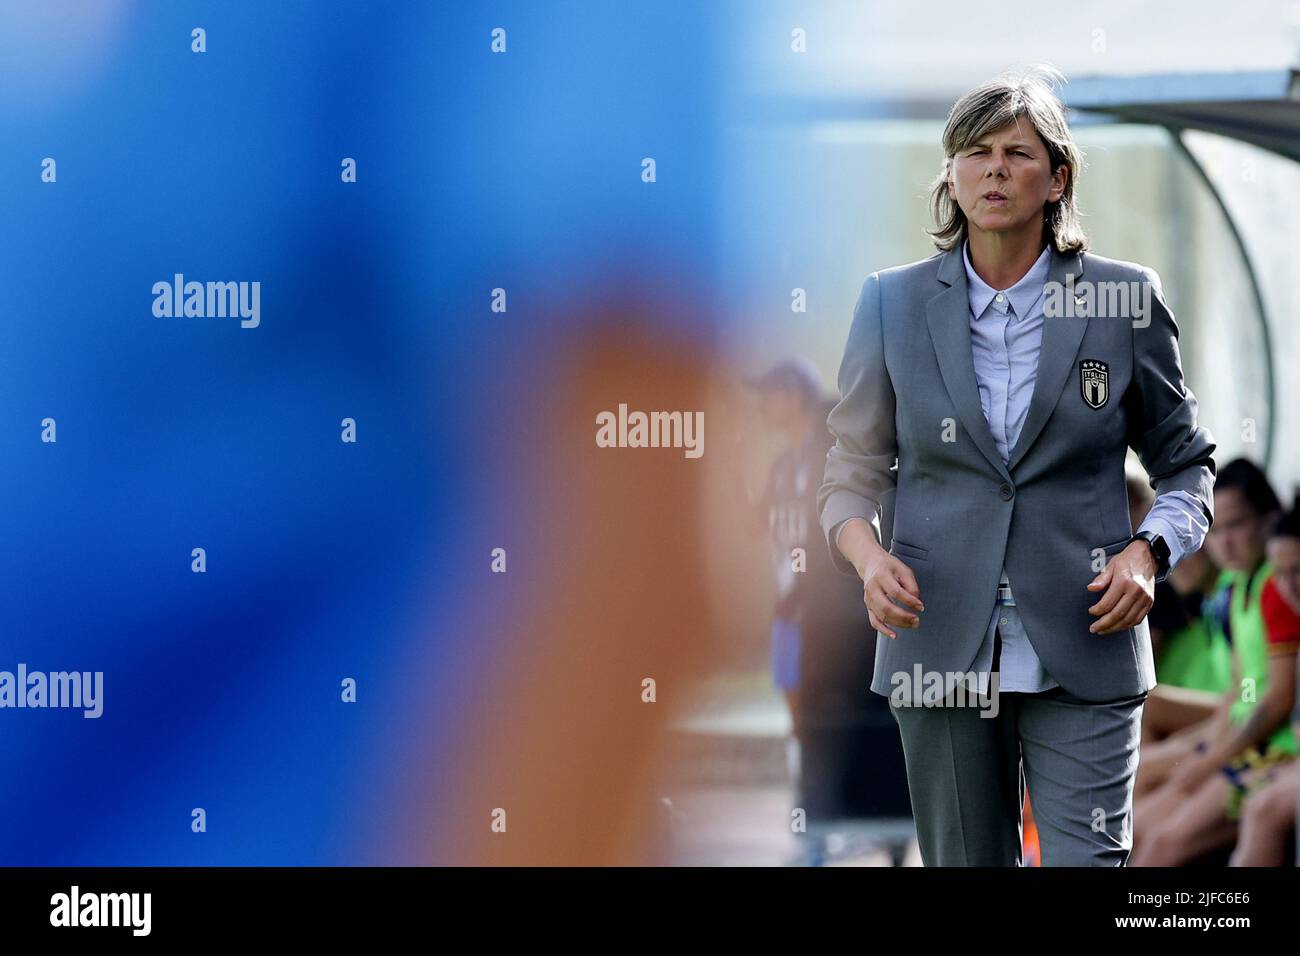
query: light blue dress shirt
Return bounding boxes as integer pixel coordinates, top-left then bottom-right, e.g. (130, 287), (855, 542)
(834, 241), (1210, 695)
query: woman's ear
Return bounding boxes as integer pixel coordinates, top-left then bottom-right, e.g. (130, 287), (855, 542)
(1049, 163), (1069, 202)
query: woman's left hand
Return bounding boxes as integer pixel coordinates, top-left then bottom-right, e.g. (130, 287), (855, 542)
(1085, 542), (1157, 634)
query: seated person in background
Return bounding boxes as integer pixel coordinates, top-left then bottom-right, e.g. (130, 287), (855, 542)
(1132, 474), (1299, 866)
(1135, 459), (1277, 798)
(1144, 542), (1230, 744)
(1231, 506), (1300, 866)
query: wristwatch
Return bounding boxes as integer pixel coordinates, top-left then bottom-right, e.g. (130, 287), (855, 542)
(1130, 530), (1171, 579)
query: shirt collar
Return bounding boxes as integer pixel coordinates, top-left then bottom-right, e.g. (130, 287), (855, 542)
(962, 239), (1052, 319)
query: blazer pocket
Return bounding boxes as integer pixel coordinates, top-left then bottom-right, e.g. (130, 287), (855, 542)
(890, 538), (930, 561)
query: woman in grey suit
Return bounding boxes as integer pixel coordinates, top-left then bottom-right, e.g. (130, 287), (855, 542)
(819, 66), (1216, 865)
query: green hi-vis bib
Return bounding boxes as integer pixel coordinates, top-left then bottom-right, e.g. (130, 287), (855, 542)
(1156, 615), (1231, 693)
(1227, 561), (1296, 756)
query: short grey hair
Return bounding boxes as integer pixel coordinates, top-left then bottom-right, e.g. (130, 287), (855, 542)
(927, 65), (1088, 254)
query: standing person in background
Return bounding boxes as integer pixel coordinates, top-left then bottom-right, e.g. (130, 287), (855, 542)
(745, 357), (904, 862)
(743, 356), (832, 759)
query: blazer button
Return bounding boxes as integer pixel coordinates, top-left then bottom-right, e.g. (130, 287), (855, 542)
(999, 483), (1014, 500)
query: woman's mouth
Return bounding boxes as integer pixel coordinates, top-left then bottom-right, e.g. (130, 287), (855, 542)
(982, 191), (1008, 204)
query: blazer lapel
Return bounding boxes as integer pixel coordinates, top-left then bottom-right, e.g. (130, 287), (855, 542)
(925, 248), (1012, 484)
(1005, 246), (1088, 472)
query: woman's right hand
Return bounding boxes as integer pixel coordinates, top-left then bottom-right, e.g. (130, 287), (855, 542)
(837, 518), (925, 638)
(861, 551), (925, 639)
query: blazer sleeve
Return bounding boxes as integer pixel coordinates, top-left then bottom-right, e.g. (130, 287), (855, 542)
(1125, 266), (1217, 529)
(817, 272), (898, 576)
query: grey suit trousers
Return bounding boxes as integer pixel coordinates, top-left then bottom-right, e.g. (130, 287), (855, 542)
(890, 630), (1146, 866)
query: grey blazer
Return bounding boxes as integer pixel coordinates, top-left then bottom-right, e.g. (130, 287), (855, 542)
(818, 244), (1216, 703)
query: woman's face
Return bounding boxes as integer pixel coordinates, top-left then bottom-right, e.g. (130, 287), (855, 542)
(1205, 486), (1272, 572)
(947, 117), (1067, 240)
